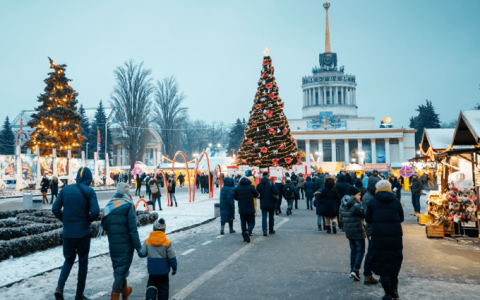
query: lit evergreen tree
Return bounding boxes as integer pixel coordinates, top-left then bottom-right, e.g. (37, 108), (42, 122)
(0, 116), (15, 155)
(25, 58), (85, 157)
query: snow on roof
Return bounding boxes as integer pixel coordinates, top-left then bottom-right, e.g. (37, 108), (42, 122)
(425, 129), (454, 150)
(461, 110), (480, 140)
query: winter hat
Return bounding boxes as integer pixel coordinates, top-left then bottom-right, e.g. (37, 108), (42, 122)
(285, 179), (292, 184)
(116, 182), (130, 194)
(245, 170), (253, 177)
(263, 172), (269, 177)
(153, 218), (166, 232)
(348, 186), (361, 196)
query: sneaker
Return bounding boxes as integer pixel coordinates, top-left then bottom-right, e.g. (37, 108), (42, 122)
(350, 270), (361, 281)
(54, 288), (64, 300)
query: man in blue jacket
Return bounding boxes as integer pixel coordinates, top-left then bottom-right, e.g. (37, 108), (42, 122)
(52, 167), (100, 300)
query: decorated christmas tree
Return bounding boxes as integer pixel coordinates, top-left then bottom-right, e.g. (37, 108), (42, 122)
(236, 49), (299, 168)
(25, 58), (85, 157)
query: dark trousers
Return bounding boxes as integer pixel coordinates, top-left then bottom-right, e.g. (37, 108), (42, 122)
(240, 213), (255, 234)
(51, 193), (58, 204)
(379, 275), (398, 294)
(136, 185), (142, 195)
(363, 236), (373, 276)
(348, 238), (366, 271)
(221, 220), (233, 226)
(57, 234), (91, 299)
(261, 209), (275, 231)
(298, 187), (304, 199)
(147, 274), (169, 300)
(411, 194), (421, 213)
(306, 197), (313, 208)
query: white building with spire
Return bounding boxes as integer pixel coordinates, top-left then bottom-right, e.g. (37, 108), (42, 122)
(289, 2), (416, 169)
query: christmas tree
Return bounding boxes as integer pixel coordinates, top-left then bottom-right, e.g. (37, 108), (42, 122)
(25, 58), (85, 157)
(236, 49), (299, 168)
(0, 116), (15, 155)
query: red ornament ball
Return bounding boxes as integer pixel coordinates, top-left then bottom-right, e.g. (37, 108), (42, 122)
(260, 147), (268, 153)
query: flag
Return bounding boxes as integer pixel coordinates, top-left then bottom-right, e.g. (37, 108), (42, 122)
(98, 129), (101, 155)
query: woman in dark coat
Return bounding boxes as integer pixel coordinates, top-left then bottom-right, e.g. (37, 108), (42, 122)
(304, 176), (316, 210)
(135, 174), (142, 196)
(40, 174), (50, 204)
(50, 176), (59, 204)
(101, 183), (142, 299)
(316, 177), (341, 234)
(355, 178), (367, 199)
(274, 178), (283, 215)
(219, 177), (236, 235)
(365, 180), (404, 300)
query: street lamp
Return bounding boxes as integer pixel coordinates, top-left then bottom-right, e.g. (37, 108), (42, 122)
(358, 151), (365, 164)
(86, 142), (90, 160)
(208, 143), (212, 147)
(352, 158), (356, 163)
(217, 143), (221, 148)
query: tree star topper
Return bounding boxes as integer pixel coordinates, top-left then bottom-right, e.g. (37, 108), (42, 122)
(263, 47), (269, 56)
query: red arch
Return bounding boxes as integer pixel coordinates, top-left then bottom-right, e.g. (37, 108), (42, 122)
(155, 169), (170, 206)
(171, 151), (192, 202)
(192, 152), (211, 202)
(210, 164), (223, 198)
(135, 199), (149, 211)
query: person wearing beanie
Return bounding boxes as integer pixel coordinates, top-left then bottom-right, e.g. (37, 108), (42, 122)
(339, 183), (366, 282)
(101, 182), (142, 300)
(234, 176), (260, 243)
(139, 218), (178, 300)
(274, 178), (284, 215)
(355, 178), (367, 199)
(256, 172), (280, 236)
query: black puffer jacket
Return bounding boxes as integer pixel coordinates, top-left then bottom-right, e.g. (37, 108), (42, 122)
(315, 178), (340, 217)
(362, 176), (381, 236)
(410, 177), (423, 195)
(303, 176), (316, 199)
(335, 175), (351, 200)
(339, 195), (366, 240)
(256, 177), (279, 211)
(220, 177), (235, 223)
(365, 190), (404, 277)
(234, 177), (259, 215)
(315, 174), (325, 190)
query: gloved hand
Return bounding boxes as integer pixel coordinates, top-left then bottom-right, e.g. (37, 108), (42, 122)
(171, 269), (177, 276)
(137, 251), (146, 258)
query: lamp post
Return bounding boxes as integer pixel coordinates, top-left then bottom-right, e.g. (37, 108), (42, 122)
(86, 142), (90, 160)
(105, 120), (109, 160)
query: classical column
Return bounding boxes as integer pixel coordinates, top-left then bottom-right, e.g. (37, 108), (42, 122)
(303, 90), (306, 107)
(353, 88), (357, 105)
(399, 137), (405, 162)
(385, 138), (391, 164)
(310, 88), (313, 106)
(371, 138), (376, 163)
(340, 86), (343, 104)
(323, 86), (326, 105)
(357, 138), (363, 164)
(116, 146), (121, 166)
(344, 139), (350, 164)
(333, 87), (337, 104)
(331, 139), (337, 162)
(306, 139), (311, 162)
(318, 139), (324, 162)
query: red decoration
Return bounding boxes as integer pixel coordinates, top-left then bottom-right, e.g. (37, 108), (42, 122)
(255, 104), (261, 109)
(291, 137), (295, 142)
(282, 128), (287, 135)
(268, 93), (275, 99)
(276, 86), (279, 91)
(281, 102), (284, 108)
(279, 144), (285, 150)
(252, 121), (257, 126)
(262, 72), (268, 78)
(260, 147), (268, 153)
(271, 67), (275, 72)
(284, 157), (292, 164)
(266, 110), (273, 118)
(296, 155), (301, 162)
(263, 60), (269, 66)
(268, 128), (275, 135)
(272, 158), (279, 166)
(265, 83), (273, 89)
(245, 139), (252, 145)
(255, 160), (261, 164)
(257, 91), (260, 95)
(242, 160), (247, 164)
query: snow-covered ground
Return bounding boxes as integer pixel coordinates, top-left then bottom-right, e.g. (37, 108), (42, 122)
(0, 192), (216, 287)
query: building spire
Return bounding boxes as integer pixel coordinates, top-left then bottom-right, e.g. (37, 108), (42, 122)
(324, 2), (331, 53)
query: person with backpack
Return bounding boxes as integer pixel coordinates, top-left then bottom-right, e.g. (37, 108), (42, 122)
(168, 176), (177, 207)
(256, 172), (280, 236)
(304, 176), (316, 210)
(274, 178), (283, 215)
(290, 172), (297, 183)
(101, 182), (142, 300)
(52, 167), (100, 300)
(283, 179), (296, 215)
(220, 177), (236, 235)
(149, 176), (162, 211)
(234, 176), (260, 243)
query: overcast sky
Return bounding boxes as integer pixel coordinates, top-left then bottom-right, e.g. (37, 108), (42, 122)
(1, 0), (479, 128)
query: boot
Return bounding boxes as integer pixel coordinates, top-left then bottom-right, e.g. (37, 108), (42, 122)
(229, 224), (236, 233)
(54, 288), (64, 300)
(364, 275), (379, 285)
(381, 282), (392, 300)
(175, 202), (177, 207)
(326, 226), (331, 234)
(318, 225), (322, 231)
(111, 293), (120, 300)
(120, 286), (132, 300)
(263, 230), (268, 236)
(146, 286), (157, 300)
(392, 280), (399, 300)
(220, 225), (225, 235)
(332, 222), (337, 234)
(269, 229), (275, 235)
(242, 231), (250, 243)
(275, 210), (279, 216)
(278, 208), (282, 214)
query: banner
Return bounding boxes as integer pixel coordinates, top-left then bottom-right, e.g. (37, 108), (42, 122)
(0, 155), (16, 180)
(238, 165), (260, 177)
(21, 155), (38, 183)
(98, 160), (106, 179)
(70, 158), (82, 178)
(269, 166), (284, 181)
(86, 159), (95, 178)
(56, 157), (69, 179)
(39, 157), (54, 177)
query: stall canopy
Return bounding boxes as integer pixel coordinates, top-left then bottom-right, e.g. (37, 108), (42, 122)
(420, 128), (454, 153)
(451, 110), (480, 148)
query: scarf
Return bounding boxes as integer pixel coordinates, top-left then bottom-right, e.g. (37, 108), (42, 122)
(97, 193), (134, 238)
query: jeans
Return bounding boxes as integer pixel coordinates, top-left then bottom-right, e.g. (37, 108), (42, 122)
(298, 187), (304, 199)
(348, 238), (366, 271)
(287, 199), (294, 211)
(240, 213), (255, 234)
(147, 192), (151, 201)
(147, 274), (169, 300)
(306, 197), (313, 208)
(317, 215), (325, 226)
(169, 193), (177, 206)
(261, 209), (275, 231)
(153, 197), (162, 210)
(57, 234), (91, 299)
(411, 194), (421, 213)
(136, 185), (142, 195)
(364, 236), (373, 276)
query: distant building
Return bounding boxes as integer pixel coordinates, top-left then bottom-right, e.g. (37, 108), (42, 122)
(289, 3), (415, 166)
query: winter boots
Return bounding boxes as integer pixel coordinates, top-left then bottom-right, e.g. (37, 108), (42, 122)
(269, 229), (275, 235)
(263, 230), (268, 236)
(392, 281), (399, 300)
(326, 226), (331, 234)
(146, 286), (158, 300)
(54, 288), (64, 300)
(111, 292), (120, 300)
(242, 231), (250, 243)
(229, 223), (236, 233)
(364, 275), (379, 285)
(381, 282), (392, 300)
(220, 225), (225, 235)
(120, 286), (132, 300)
(350, 270), (361, 281)
(318, 225), (322, 231)
(332, 222), (337, 234)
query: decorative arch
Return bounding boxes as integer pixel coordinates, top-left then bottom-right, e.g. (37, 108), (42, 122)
(155, 169), (170, 206)
(135, 199), (150, 211)
(171, 151), (192, 202)
(210, 164), (223, 198)
(192, 151), (211, 202)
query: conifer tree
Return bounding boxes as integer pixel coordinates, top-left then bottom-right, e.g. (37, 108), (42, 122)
(227, 118), (246, 156)
(409, 99), (441, 148)
(91, 100), (112, 160)
(25, 58), (85, 157)
(0, 116), (15, 155)
(78, 104), (91, 154)
(236, 50), (299, 168)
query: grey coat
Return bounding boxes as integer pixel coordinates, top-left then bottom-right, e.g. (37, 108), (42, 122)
(339, 195), (366, 240)
(362, 176), (380, 237)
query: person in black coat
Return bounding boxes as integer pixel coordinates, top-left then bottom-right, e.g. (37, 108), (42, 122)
(178, 173), (185, 187)
(274, 178), (283, 215)
(355, 178), (367, 199)
(304, 176), (316, 210)
(256, 173), (280, 236)
(234, 177), (260, 242)
(365, 180), (404, 300)
(135, 174), (142, 196)
(102, 183), (142, 299)
(40, 174), (50, 204)
(50, 176), (59, 204)
(335, 175), (351, 229)
(220, 177), (236, 235)
(317, 177), (341, 234)
(315, 173), (325, 191)
(389, 174), (402, 202)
